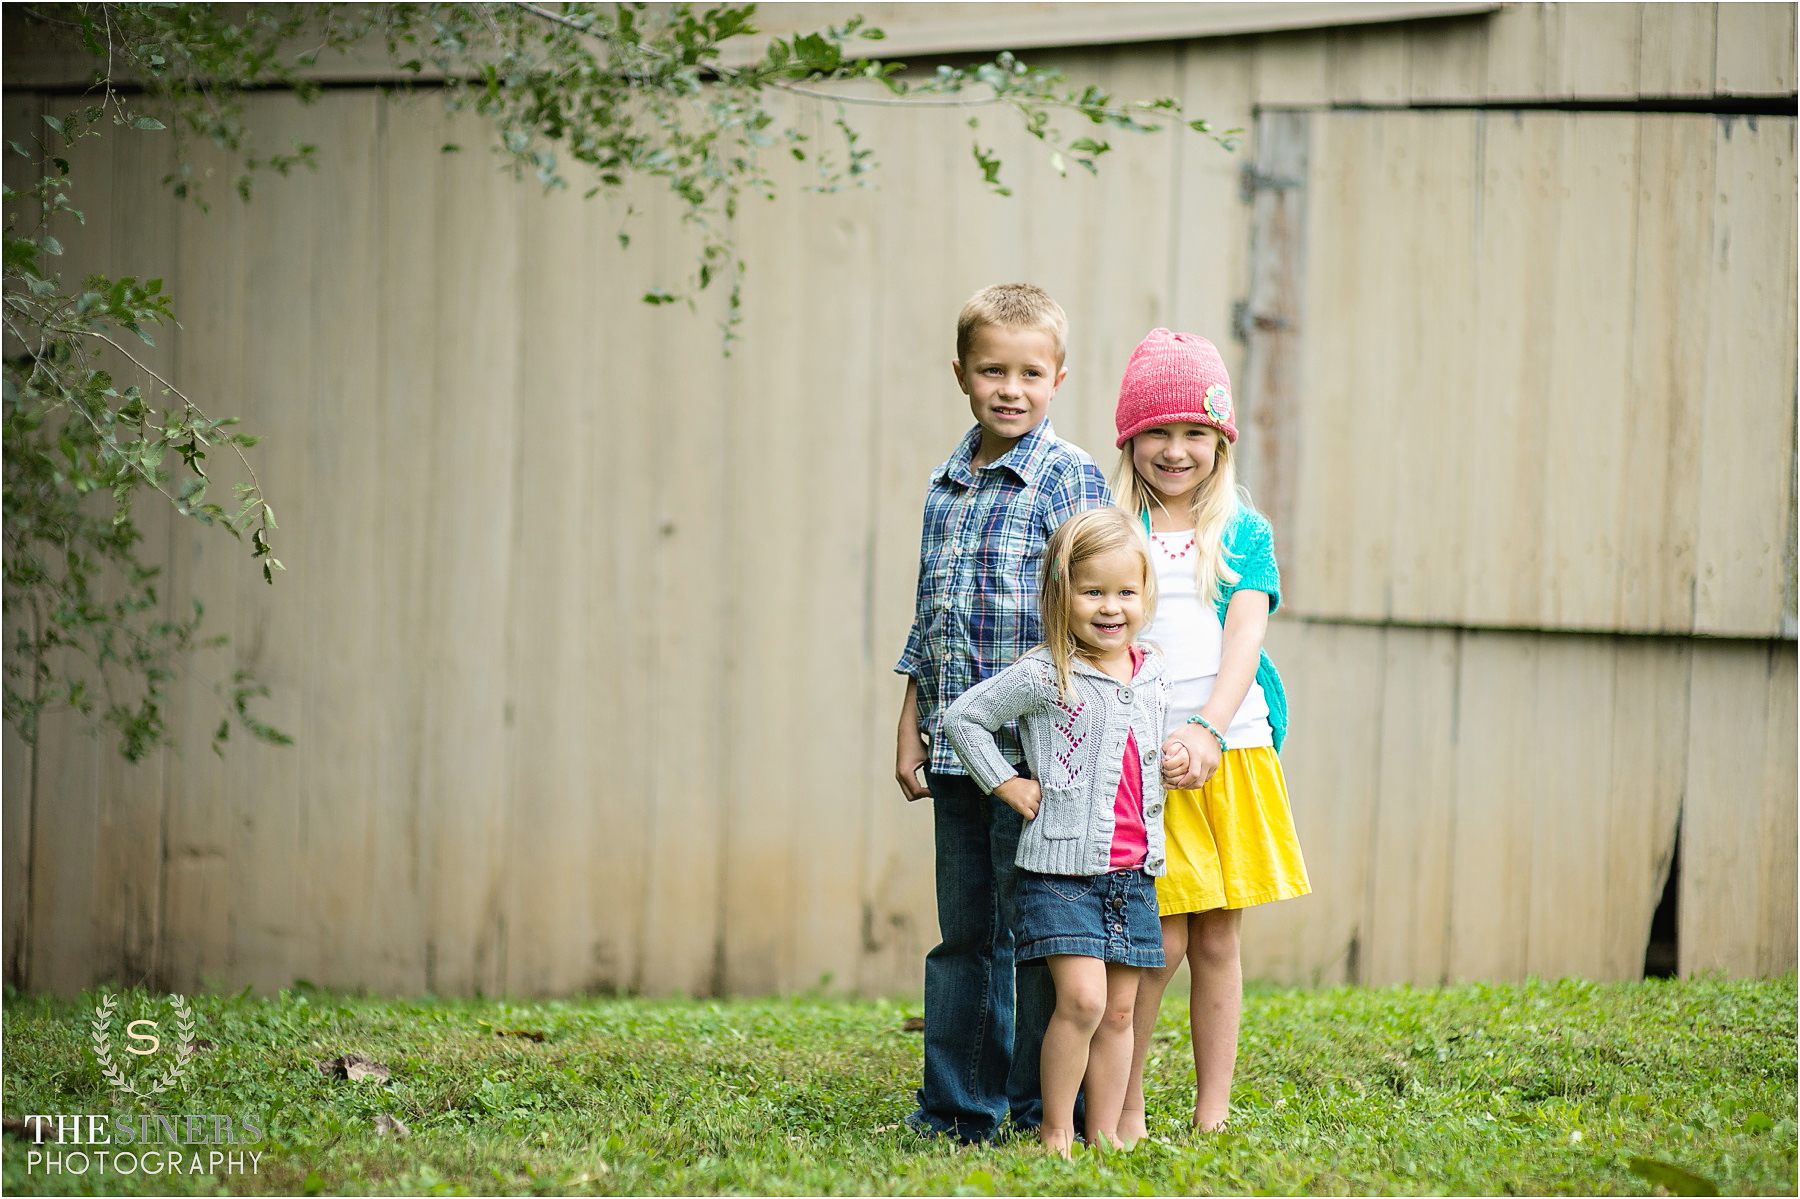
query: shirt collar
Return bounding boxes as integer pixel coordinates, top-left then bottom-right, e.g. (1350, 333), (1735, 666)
(1027, 643), (1165, 685)
(936, 419), (1060, 487)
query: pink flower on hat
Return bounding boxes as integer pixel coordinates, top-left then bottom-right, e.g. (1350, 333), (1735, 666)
(1113, 328), (1238, 446)
(1203, 384), (1232, 426)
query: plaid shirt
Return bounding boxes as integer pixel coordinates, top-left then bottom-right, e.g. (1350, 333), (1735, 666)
(897, 420), (1113, 775)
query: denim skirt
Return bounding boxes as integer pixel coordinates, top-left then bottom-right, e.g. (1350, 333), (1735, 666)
(1014, 867), (1165, 968)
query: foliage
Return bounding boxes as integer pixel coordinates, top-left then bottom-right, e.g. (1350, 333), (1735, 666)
(3, 1), (1236, 763)
(1, 975), (1794, 1195)
(4, 102), (285, 760)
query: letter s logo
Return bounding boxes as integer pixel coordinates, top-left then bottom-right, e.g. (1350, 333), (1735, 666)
(126, 1019), (160, 1056)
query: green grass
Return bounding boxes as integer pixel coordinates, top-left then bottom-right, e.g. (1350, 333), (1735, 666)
(2, 975), (1794, 1195)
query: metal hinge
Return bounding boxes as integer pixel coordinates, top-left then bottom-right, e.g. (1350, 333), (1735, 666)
(1240, 163), (1302, 203)
(1231, 300), (1294, 341)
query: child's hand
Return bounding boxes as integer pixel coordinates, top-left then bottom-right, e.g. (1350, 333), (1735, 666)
(1161, 725), (1222, 790)
(994, 776), (1042, 821)
(1160, 741), (1189, 784)
(895, 736), (932, 802)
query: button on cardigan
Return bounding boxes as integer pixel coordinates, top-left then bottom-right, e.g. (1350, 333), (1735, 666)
(943, 645), (1172, 877)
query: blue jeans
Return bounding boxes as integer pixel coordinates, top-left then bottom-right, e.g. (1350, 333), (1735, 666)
(908, 770), (1061, 1142)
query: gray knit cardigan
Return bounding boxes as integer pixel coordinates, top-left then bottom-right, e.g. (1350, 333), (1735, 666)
(943, 645), (1171, 877)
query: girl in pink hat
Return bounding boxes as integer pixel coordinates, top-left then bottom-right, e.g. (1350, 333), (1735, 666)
(1109, 328), (1311, 1138)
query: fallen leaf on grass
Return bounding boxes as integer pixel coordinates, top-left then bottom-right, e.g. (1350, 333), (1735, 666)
(373, 1114), (410, 1139)
(2, 1118), (57, 1141)
(900, 1017), (925, 1032)
(317, 1053), (392, 1083)
(1627, 1157), (1720, 1197)
(477, 1021), (547, 1042)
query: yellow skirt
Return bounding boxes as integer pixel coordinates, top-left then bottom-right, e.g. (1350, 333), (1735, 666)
(1158, 745), (1311, 916)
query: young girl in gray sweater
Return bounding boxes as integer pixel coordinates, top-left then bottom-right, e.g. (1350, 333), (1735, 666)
(943, 506), (1179, 1156)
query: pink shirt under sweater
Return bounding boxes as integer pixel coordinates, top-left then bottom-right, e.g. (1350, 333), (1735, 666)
(1109, 647), (1148, 870)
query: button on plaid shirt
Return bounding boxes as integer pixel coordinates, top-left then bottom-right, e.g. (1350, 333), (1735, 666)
(897, 420), (1113, 775)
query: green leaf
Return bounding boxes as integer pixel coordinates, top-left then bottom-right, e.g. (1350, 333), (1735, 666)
(1626, 1158), (1720, 1197)
(641, 290), (677, 305)
(131, 116), (167, 131)
(43, 114), (64, 135)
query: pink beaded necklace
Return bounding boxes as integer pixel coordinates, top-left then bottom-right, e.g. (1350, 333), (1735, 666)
(1152, 529), (1196, 559)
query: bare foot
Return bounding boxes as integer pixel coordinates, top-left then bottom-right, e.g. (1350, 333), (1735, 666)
(1193, 1113), (1229, 1133)
(1086, 1128), (1124, 1152)
(1116, 1106), (1148, 1147)
(1040, 1126), (1075, 1159)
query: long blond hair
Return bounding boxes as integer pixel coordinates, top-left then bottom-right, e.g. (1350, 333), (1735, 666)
(1111, 435), (1251, 609)
(1038, 507), (1157, 700)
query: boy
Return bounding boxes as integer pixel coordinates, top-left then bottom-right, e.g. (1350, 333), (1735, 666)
(894, 283), (1111, 1142)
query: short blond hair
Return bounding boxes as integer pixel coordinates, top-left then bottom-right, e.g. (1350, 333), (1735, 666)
(956, 283), (1068, 367)
(1039, 507), (1156, 700)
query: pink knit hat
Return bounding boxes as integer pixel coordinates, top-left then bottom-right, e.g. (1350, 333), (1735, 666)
(1113, 328), (1237, 446)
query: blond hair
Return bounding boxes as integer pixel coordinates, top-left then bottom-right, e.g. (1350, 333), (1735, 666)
(1038, 507), (1157, 700)
(1112, 436), (1252, 609)
(956, 283), (1068, 367)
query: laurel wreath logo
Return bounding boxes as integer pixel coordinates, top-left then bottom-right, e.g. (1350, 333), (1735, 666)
(90, 993), (197, 1098)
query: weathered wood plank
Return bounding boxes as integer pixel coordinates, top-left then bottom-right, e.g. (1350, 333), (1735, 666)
(1523, 635), (1616, 980)
(493, 127), (611, 997)
(1170, 38), (1256, 356)
(1238, 109), (1309, 558)
(1330, 23), (1411, 104)
(1365, 627), (1459, 986)
(1037, 46), (1181, 458)
(1246, 620), (1379, 985)
(162, 117), (249, 994)
(1286, 111), (1389, 619)
(228, 92), (325, 994)
(1253, 29), (1334, 108)
(1446, 631), (1536, 981)
(1557, 4), (1642, 98)
(1680, 643), (1775, 976)
(1715, 2), (1798, 95)
(94, 113), (184, 990)
(1388, 113), (1479, 624)
(407, 103), (522, 997)
(1541, 115), (1636, 629)
(1618, 116), (1713, 632)
(1638, 2), (1717, 97)
(1601, 639), (1690, 979)
(856, 97), (961, 998)
(1, 91), (44, 988)
(1407, 14), (1490, 102)
(1692, 116), (1797, 636)
(585, 175), (665, 996)
(290, 91), (384, 992)
(1483, 1), (1555, 101)
(1462, 112), (1559, 626)
(1755, 645), (1798, 975)
(720, 126), (821, 996)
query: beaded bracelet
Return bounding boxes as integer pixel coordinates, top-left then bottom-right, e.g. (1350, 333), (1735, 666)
(1187, 714), (1228, 753)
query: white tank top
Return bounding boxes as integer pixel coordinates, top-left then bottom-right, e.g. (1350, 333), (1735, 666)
(1147, 528), (1273, 749)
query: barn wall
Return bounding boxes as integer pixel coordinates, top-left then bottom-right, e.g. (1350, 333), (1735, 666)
(4, 3), (1793, 996)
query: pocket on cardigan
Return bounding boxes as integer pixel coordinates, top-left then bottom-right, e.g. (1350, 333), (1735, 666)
(1036, 791), (1083, 840)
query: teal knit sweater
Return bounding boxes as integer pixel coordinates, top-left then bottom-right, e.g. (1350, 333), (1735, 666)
(1139, 504), (1289, 752)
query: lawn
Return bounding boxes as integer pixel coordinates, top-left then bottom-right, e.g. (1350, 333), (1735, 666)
(2, 975), (1793, 1195)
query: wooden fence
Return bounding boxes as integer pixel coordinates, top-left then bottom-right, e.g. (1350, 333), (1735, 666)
(3, 2), (1794, 997)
